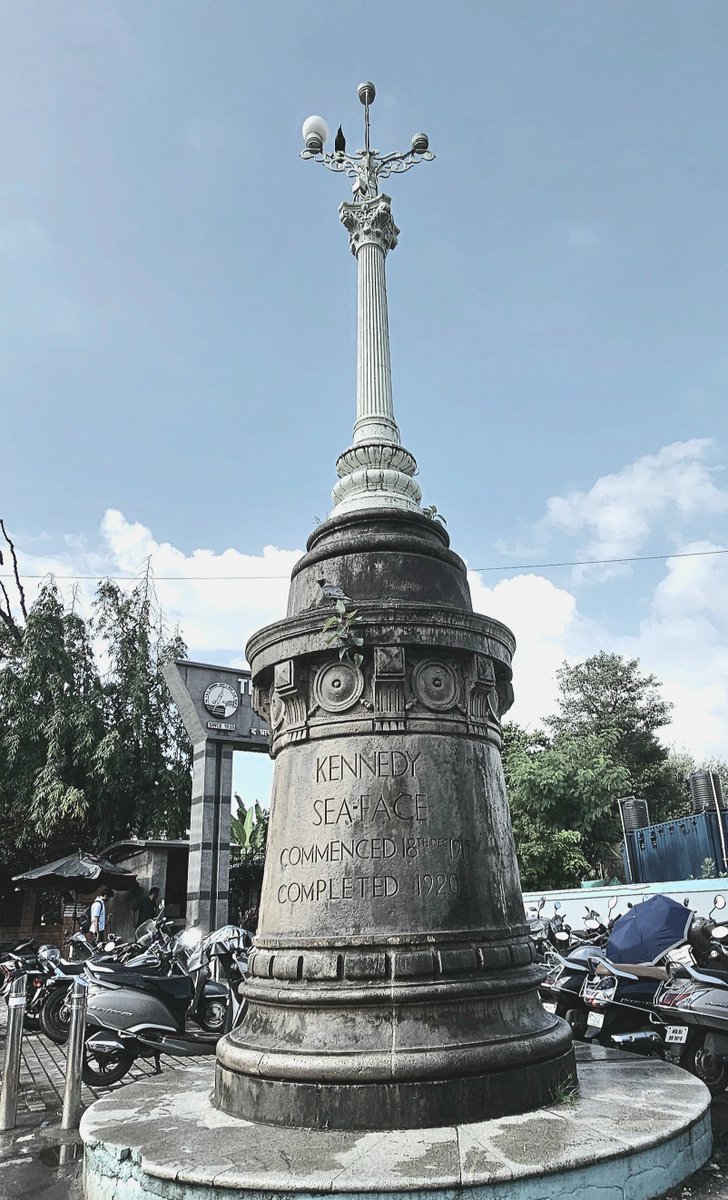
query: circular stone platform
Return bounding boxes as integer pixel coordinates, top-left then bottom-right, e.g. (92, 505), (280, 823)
(80, 1044), (711, 1200)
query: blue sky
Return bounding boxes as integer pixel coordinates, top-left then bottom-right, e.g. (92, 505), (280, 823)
(2, 2), (728, 805)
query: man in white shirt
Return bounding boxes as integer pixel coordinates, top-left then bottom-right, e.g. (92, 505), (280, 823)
(89, 886), (111, 944)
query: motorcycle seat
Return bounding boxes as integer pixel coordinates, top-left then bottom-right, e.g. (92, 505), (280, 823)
(685, 964), (728, 987)
(611, 962), (669, 981)
(59, 960), (85, 974)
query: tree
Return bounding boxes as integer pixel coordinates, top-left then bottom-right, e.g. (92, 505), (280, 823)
(546, 652), (672, 806)
(0, 580), (104, 864)
(231, 798), (269, 863)
(502, 721), (631, 887)
(91, 572), (192, 846)
(0, 521), (192, 886)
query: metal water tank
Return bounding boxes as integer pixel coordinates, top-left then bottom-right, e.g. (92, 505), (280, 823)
(689, 770), (725, 813)
(621, 796), (651, 832)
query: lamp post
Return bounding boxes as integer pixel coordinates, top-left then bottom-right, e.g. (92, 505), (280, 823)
(301, 84), (433, 515)
(215, 82), (575, 1133)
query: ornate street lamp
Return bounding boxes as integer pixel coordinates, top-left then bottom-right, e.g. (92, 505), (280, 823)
(300, 83), (433, 515)
(215, 83), (575, 1132)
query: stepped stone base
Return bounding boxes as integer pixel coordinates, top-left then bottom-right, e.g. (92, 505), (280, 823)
(81, 1044), (711, 1200)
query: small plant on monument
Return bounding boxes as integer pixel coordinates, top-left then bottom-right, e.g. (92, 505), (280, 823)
(422, 503), (447, 526)
(323, 600), (364, 668)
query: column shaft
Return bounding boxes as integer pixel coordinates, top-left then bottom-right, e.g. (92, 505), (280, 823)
(187, 740), (233, 932)
(354, 243), (397, 443)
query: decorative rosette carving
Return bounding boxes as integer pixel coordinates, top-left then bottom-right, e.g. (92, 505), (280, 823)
(411, 660), (459, 712)
(312, 661), (364, 713)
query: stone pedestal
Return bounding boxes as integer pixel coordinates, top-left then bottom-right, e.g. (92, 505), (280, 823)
(81, 1048), (712, 1200)
(214, 508), (576, 1129)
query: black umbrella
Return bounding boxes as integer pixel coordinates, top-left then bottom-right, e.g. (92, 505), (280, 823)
(606, 894), (693, 965)
(13, 849), (137, 892)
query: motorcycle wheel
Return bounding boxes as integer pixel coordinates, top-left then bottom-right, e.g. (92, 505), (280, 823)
(198, 997), (227, 1033)
(563, 1007), (588, 1040)
(39, 988), (72, 1044)
(82, 1046), (134, 1087)
(681, 1036), (728, 1096)
(23, 1012), (40, 1031)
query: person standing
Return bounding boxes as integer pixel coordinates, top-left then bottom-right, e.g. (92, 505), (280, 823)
(134, 886), (160, 924)
(89, 885), (111, 944)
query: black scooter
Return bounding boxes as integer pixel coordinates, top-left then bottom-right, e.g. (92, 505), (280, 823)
(82, 924), (248, 1086)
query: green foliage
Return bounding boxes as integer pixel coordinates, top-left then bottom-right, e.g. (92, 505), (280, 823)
(0, 582), (104, 859)
(0, 536), (192, 880)
(546, 652), (672, 806)
(231, 798), (269, 863)
(422, 504), (447, 526)
(501, 720), (631, 888)
(693, 857), (728, 880)
(91, 572), (192, 845)
(322, 599), (364, 667)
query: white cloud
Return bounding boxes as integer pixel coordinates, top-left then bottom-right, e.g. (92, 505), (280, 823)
(613, 542), (728, 760)
(99, 509), (301, 663)
(542, 438), (728, 581)
(467, 570), (584, 730)
(6, 496), (728, 769)
(5, 509), (301, 668)
(468, 550), (728, 762)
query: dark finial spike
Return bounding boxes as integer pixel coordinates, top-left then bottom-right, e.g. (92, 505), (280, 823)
(334, 125), (346, 154)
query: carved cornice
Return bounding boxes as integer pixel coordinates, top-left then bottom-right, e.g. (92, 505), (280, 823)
(339, 194), (399, 256)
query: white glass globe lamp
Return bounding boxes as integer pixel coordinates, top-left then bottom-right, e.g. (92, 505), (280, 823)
(302, 115), (329, 153)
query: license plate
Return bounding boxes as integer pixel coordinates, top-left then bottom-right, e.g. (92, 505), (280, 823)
(587, 1011), (604, 1030)
(543, 1002), (556, 1014)
(665, 1025), (688, 1045)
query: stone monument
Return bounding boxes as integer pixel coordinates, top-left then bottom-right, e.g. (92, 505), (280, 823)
(81, 84), (712, 1200)
(215, 81), (576, 1130)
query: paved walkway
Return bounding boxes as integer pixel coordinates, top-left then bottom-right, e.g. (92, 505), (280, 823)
(0, 1001), (198, 1199)
(2, 1003), (728, 1200)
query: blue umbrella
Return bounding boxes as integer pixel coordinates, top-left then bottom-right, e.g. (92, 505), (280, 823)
(606, 894), (693, 964)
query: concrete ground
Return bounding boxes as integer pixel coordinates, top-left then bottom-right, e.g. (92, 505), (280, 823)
(1, 1008), (727, 1200)
(0, 1005), (197, 1199)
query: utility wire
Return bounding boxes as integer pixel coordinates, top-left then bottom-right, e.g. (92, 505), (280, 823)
(1, 546), (727, 582)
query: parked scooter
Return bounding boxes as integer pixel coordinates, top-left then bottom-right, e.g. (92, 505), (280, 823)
(38, 914), (231, 1043)
(541, 942), (608, 1038)
(0, 940), (67, 1030)
(653, 896), (728, 1094)
(579, 894), (728, 1082)
(81, 924), (249, 1086)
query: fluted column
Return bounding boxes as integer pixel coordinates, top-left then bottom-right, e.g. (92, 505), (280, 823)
(332, 194), (421, 515)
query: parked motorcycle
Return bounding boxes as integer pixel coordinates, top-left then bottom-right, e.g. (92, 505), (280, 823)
(1, 940), (65, 1030)
(541, 942), (607, 1037)
(652, 898), (728, 1094)
(578, 894), (728, 1084)
(81, 924), (249, 1086)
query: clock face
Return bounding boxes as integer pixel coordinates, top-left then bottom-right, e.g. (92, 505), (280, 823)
(203, 682), (239, 719)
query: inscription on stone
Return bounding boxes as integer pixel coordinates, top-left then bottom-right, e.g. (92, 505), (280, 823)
(315, 750), (420, 782)
(272, 743), (471, 908)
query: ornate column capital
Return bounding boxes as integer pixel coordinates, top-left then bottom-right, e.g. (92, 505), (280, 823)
(339, 194), (399, 257)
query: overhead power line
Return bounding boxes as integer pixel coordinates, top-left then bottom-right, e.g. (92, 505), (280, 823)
(1, 546), (727, 583)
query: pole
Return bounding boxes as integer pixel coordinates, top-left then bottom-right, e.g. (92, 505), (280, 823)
(616, 797), (634, 884)
(61, 977), (88, 1131)
(0, 972), (26, 1131)
(710, 774), (728, 874)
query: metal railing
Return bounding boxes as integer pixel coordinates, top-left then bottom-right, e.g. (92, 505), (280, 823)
(0, 973), (26, 1130)
(61, 977), (88, 1130)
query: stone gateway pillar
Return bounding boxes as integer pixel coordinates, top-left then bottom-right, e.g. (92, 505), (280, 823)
(163, 660), (270, 933)
(215, 83), (575, 1131)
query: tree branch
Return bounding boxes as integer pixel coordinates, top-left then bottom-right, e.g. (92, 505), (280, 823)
(0, 518), (28, 619)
